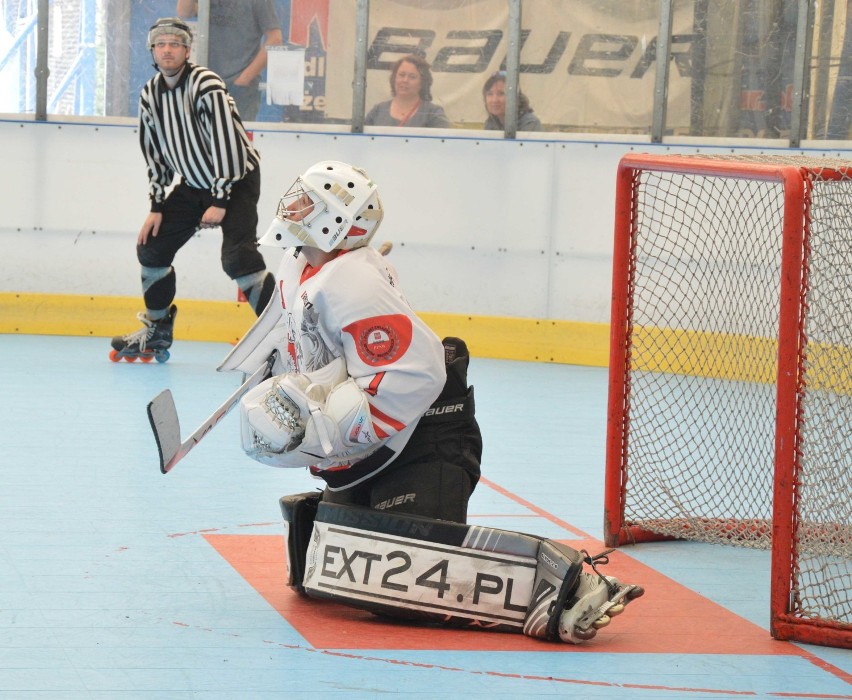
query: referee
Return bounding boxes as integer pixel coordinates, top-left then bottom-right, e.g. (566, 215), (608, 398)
(111, 17), (274, 361)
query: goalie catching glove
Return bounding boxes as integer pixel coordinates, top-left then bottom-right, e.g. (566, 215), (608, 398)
(240, 357), (381, 469)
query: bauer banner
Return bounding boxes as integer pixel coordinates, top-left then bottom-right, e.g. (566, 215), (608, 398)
(323, 0), (697, 131)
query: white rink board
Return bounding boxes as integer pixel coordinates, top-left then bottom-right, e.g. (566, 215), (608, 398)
(2, 117), (846, 323)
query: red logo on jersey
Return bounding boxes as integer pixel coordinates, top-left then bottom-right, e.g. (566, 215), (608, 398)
(343, 315), (412, 367)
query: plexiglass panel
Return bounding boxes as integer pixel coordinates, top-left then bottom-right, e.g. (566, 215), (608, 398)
(522, 0), (663, 135)
(360, 0), (663, 135)
(687, 0), (799, 139)
(359, 0), (506, 130)
(810, 0), (852, 140)
(1, 0), (102, 116)
(0, 0), (850, 144)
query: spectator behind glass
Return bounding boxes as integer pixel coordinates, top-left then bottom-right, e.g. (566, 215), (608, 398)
(176, 0), (283, 122)
(365, 54), (451, 128)
(483, 71), (542, 132)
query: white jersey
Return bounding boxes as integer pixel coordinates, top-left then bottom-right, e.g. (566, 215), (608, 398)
(222, 246), (446, 488)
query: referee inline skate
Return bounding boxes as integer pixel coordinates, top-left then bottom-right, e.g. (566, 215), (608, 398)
(109, 305), (177, 363)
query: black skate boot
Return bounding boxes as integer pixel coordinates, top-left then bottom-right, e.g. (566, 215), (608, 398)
(109, 305), (177, 363)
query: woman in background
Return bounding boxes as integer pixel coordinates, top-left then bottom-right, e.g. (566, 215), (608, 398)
(483, 71), (542, 132)
(365, 54), (451, 128)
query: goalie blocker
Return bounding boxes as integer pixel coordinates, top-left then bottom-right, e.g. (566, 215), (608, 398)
(281, 496), (644, 643)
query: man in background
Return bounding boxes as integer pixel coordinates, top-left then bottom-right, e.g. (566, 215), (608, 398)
(110, 17), (274, 362)
(177, 0), (283, 121)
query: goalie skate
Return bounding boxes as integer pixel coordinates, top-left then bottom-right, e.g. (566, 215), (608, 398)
(558, 571), (644, 644)
(110, 305), (177, 363)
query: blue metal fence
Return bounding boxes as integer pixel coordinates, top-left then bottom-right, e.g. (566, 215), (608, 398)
(1, 0), (97, 115)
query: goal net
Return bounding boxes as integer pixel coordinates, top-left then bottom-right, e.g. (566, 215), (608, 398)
(605, 153), (851, 648)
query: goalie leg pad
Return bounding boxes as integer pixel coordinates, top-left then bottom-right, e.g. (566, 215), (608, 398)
(293, 502), (645, 642)
(280, 491), (322, 593)
(301, 501), (542, 631)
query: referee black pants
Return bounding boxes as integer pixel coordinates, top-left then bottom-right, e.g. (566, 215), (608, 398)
(136, 167), (266, 286)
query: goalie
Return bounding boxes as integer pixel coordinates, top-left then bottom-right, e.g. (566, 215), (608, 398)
(220, 160), (643, 643)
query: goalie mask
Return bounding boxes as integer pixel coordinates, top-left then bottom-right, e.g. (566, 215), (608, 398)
(260, 161), (384, 252)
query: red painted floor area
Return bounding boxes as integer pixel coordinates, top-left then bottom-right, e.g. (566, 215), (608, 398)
(205, 532), (808, 656)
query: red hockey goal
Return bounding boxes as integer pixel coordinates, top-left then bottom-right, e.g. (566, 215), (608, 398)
(605, 153), (852, 648)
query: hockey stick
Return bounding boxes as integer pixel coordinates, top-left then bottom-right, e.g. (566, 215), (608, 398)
(148, 242), (391, 474)
(147, 352), (277, 474)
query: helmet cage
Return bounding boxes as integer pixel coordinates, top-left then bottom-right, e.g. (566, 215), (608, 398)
(275, 180), (328, 232)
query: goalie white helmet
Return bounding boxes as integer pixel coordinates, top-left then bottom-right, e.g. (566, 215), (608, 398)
(259, 161), (384, 252)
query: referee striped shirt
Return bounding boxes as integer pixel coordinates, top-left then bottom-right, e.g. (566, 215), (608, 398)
(139, 63), (260, 212)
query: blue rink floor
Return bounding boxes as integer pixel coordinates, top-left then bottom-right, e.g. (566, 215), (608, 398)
(0, 334), (849, 700)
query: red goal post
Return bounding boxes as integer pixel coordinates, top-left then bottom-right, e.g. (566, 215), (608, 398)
(604, 153), (851, 648)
